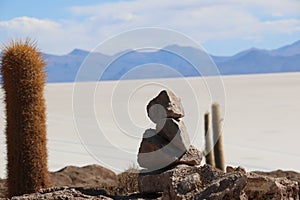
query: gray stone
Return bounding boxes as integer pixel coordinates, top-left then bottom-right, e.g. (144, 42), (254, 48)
(147, 90), (184, 123)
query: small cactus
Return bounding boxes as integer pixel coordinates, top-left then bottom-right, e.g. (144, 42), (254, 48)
(1, 39), (49, 197)
(212, 103), (225, 171)
(204, 112), (215, 167)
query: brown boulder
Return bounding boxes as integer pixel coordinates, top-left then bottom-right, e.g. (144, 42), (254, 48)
(147, 90), (184, 123)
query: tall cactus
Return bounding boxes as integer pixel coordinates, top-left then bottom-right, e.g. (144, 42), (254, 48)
(204, 112), (215, 167)
(1, 40), (49, 197)
(212, 103), (225, 171)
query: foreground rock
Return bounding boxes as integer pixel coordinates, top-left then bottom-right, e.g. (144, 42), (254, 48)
(7, 187), (163, 200)
(253, 169), (300, 197)
(139, 164), (247, 200)
(245, 172), (299, 200)
(138, 165), (299, 200)
(147, 90), (184, 123)
(10, 187), (113, 200)
(228, 166), (299, 200)
(1, 164), (299, 199)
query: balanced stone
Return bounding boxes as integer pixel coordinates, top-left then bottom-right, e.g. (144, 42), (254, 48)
(147, 90), (184, 123)
(156, 118), (190, 153)
(138, 130), (201, 170)
(137, 129), (179, 170)
(138, 90), (194, 171)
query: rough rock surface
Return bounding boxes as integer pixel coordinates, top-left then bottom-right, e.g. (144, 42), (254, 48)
(245, 172), (299, 200)
(174, 145), (202, 166)
(1, 165), (299, 199)
(139, 164), (247, 200)
(253, 169), (300, 197)
(6, 187), (163, 200)
(0, 179), (5, 199)
(9, 187), (113, 200)
(147, 90), (184, 123)
(253, 169), (300, 184)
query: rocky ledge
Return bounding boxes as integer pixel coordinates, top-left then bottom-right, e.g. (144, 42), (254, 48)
(139, 164), (299, 200)
(1, 164), (299, 200)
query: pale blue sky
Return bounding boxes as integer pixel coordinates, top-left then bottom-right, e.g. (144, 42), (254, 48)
(0, 0), (299, 55)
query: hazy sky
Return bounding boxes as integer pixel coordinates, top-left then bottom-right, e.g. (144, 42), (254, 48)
(0, 0), (299, 55)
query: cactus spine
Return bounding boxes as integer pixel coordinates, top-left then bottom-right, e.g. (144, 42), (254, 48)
(1, 40), (49, 197)
(204, 112), (215, 167)
(212, 103), (225, 171)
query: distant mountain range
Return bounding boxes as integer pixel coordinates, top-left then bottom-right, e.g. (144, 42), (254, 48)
(211, 40), (300, 75)
(3, 40), (300, 82)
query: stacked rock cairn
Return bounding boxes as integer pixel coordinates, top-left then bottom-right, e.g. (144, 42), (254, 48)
(137, 90), (202, 172)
